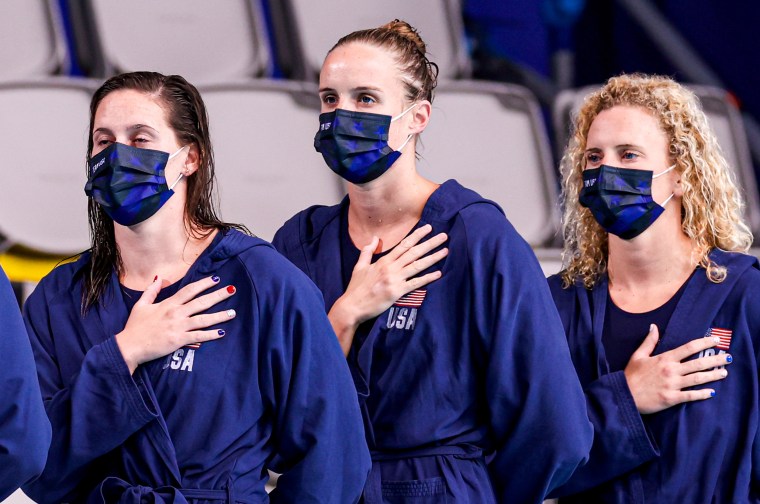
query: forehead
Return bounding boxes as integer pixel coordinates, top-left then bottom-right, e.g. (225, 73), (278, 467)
(93, 89), (169, 128)
(320, 42), (403, 91)
(587, 105), (667, 146)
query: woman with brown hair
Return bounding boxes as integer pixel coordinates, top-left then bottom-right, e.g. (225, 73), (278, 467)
(274, 20), (592, 503)
(23, 71), (369, 503)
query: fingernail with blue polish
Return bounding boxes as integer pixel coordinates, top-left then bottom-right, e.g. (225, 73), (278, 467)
(710, 391), (716, 397)
(218, 329), (225, 336)
(726, 354), (733, 363)
(212, 275), (220, 283)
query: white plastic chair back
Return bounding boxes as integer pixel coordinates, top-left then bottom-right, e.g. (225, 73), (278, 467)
(418, 81), (559, 246)
(284, 0), (469, 81)
(0, 0), (68, 81)
(88, 0), (271, 83)
(0, 79), (96, 254)
(200, 80), (343, 241)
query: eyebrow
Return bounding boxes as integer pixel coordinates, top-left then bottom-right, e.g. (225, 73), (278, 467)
(318, 86), (384, 93)
(584, 143), (645, 153)
(93, 124), (159, 135)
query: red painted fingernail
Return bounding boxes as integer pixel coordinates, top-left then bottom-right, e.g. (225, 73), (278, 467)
(153, 275), (158, 282)
(227, 285), (236, 294)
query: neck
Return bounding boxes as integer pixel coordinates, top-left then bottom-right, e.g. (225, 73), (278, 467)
(114, 193), (214, 288)
(606, 206), (696, 309)
(346, 155), (438, 250)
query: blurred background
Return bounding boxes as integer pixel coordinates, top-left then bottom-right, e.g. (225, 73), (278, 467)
(0, 1), (758, 500)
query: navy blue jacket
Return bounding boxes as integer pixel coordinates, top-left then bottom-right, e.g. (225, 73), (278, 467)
(273, 180), (592, 503)
(548, 250), (760, 503)
(22, 229), (370, 503)
(0, 266), (50, 500)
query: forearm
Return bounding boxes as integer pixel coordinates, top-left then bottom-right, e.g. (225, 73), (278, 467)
(327, 297), (361, 356)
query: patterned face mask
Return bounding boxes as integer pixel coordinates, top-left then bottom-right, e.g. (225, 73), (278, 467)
(579, 164), (675, 239)
(314, 105), (415, 184)
(85, 142), (186, 226)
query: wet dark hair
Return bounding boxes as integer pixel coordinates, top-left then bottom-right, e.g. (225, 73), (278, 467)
(82, 71), (247, 312)
(330, 19), (439, 104)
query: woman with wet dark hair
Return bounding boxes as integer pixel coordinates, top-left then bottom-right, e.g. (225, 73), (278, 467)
(23, 71), (369, 503)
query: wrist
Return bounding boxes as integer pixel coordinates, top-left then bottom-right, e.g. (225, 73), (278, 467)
(328, 299), (362, 356)
(330, 297), (362, 330)
(114, 331), (139, 375)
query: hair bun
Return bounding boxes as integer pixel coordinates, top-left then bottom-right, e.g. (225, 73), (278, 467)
(382, 19), (426, 55)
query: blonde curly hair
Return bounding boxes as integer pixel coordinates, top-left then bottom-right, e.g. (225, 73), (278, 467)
(560, 74), (753, 288)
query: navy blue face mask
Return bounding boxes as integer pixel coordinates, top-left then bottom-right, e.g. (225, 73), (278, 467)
(314, 106), (414, 184)
(85, 142), (186, 226)
(579, 164), (675, 239)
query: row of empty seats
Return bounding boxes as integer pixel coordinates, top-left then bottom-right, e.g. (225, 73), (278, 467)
(0, 0), (467, 84)
(0, 78), (556, 255)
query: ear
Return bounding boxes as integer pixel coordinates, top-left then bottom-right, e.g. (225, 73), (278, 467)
(182, 144), (201, 176)
(673, 174), (684, 198)
(408, 100), (432, 136)
(671, 161), (684, 198)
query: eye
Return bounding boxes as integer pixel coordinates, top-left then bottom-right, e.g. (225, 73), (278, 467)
(134, 137), (150, 144)
(96, 138), (112, 146)
(321, 94), (337, 105)
(586, 152), (601, 164)
(622, 151), (639, 160)
(359, 94), (376, 105)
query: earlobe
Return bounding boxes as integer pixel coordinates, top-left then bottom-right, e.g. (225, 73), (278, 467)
(183, 144), (201, 176)
(673, 178), (684, 198)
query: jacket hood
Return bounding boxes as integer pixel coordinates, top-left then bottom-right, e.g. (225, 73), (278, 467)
(294, 179), (504, 244)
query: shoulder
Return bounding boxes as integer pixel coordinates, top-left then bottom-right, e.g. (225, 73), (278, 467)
(30, 254), (88, 302)
(274, 201), (344, 249)
(230, 235), (324, 302)
(455, 198), (533, 264)
(724, 253), (760, 304)
(710, 250), (760, 297)
(546, 272), (588, 306)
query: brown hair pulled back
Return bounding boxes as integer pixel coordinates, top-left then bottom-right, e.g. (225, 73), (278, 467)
(330, 19), (439, 104)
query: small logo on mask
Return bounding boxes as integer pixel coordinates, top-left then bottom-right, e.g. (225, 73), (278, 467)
(584, 177), (597, 188)
(320, 122), (332, 131)
(92, 157), (105, 172)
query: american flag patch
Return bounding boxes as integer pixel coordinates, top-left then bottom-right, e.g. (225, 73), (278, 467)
(706, 327), (733, 351)
(394, 288), (427, 308)
(184, 343), (201, 350)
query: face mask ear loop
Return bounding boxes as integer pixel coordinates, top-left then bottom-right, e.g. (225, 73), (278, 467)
(652, 163), (676, 178)
(391, 103), (417, 122)
(659, 192), (675, 209)
(168, 144), (188, 160)
(168, 173), (184, 191)
(167, 145), (188, 190)
(396, 134), (414, 153)
(391, 103), (418, 152)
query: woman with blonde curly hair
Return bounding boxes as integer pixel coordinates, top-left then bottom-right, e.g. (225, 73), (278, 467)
(548, 73), (760, 502)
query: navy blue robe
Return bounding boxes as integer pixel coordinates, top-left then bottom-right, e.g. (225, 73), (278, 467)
(548, 249), (760, 503)
(22, 229), (370, 503)
(273, 180), (592, 503)
(0, 266), (50, 500)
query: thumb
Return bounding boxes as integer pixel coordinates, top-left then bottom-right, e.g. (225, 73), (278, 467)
(356, 236), (380, 268)
(136, 276), (163, 306)
(633, 323), (660, 359)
